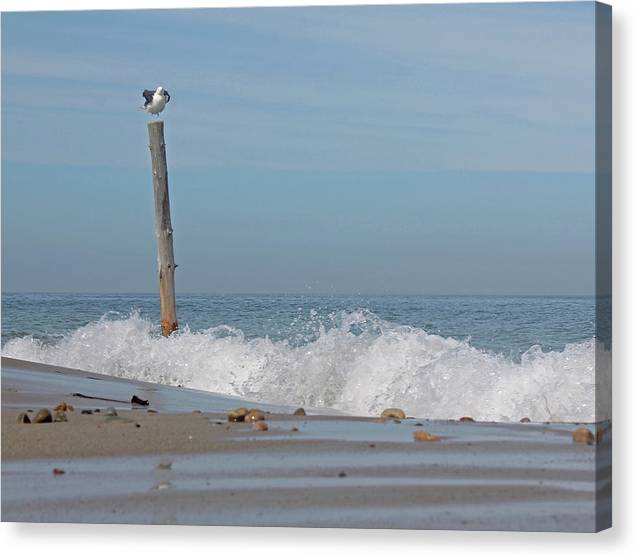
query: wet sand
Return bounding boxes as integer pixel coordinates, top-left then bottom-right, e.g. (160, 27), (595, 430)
(1, 356), (611, 531)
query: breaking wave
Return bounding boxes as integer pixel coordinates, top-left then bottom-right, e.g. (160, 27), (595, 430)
(1, 310), (610, 422)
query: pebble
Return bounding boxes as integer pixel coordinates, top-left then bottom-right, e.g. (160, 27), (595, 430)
(52, 468), (66, 476)
(293, 407), (307, 416)
(227, 407), (249, 422)
(54, 402), (74, 412)
(131, 395), (149, 406)
(147, 409), (158, 414)
(459, 416), (475, 422)
(105, 407), (118, 417)
(156, 461), (172, 470)
(244, 409), (266, 423)
(338, 471), (347, 478)
(253, 420), (269, 431)
(192, 410), (202, 414)
(414, 431), (441, 442)
(34, 409), (52, 424)
(572, 427), (594, 445)
(291, 427), (299, 432)
(53, 411), (68, 422)
(381, 408), (406, 420)
(596, 428), (605, 445)
(520, 417), (531, 423)
(81, 409), (93, 415)
(17, 412), (31, 424)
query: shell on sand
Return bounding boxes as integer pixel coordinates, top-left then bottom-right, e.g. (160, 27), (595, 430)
(414, 431), (441, 442)
(293, 407), (307, 416)
(572, 427), (594, 445)
(34, 409), (52, 424)
(54, 402), (74, 412)
(381, 408), (406, 420)
(227, 407), (249, 422)
(253, 420), (269, 431)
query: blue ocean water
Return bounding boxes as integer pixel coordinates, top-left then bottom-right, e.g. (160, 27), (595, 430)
(0, 293), (602, 422)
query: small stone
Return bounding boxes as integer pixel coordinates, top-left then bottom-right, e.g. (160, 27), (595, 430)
(337, 471), (347, 478)
(572, 427), (594, 445)
(596, 428), (605, 444)
(192, 410), (202, 414)
(154, 481), (171, 491)
(131, 395), (149, 406)
(369, 443), (376, 448)
(459, 416), (475, 422)
(253, 420), (269, 431)
(94, 409), (101, 413)
(414, 422), (424, 426)
(54, 402), (74, 412)
(381, 408), (406, 420)
(291, 427), (299, 432)
(244, 409), (266, 423)
(157, 461), (172, 470)
(293, 407), (306, 416)
(414, 431), (441, 442)
(81, 409), (93, 415)
(147, 409), (158, 414)
(53, 411), (68, 422)
(105, 407), (118, 417)
(17, 412), (31, 424)
(227, 407), (249, 422)
(52, 468), (65, 476)
(135, 423), (141, 428)
(520, 417), (531, 423)
(34, 409), (52, 423)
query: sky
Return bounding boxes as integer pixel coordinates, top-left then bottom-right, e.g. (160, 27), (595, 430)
(1, 2), (597, 294)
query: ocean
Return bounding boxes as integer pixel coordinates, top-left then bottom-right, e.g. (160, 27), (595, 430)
(1, 293), (606, 423)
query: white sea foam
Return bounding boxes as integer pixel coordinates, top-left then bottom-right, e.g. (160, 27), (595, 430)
(1, 311), (610, 422)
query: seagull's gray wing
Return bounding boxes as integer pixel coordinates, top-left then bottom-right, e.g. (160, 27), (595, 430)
(142, 89), (155, 107)
(164, 90), (170, 103)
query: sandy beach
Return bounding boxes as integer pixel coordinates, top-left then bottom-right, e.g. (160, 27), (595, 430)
(1, 356), (611, 531)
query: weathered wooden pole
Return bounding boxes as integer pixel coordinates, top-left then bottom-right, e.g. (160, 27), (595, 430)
(147, 120), (178, 336)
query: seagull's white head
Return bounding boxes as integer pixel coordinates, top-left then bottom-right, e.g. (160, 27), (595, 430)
(156, 86), (164, 94)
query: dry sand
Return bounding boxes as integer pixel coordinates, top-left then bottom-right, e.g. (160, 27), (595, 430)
(1, 356), (612, 531)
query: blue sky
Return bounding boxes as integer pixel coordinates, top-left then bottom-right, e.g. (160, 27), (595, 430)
(1, 3), (597, 294)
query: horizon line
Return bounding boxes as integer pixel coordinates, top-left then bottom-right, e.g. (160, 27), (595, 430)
(1, 291), (597, 298)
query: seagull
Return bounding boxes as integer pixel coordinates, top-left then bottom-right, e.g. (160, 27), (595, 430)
(142, 86), (171, 116)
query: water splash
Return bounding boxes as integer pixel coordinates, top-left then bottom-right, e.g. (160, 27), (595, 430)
(1, 310), (609, 422)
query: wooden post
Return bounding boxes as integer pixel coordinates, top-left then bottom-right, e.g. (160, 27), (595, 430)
(147, 120), (178, 336)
